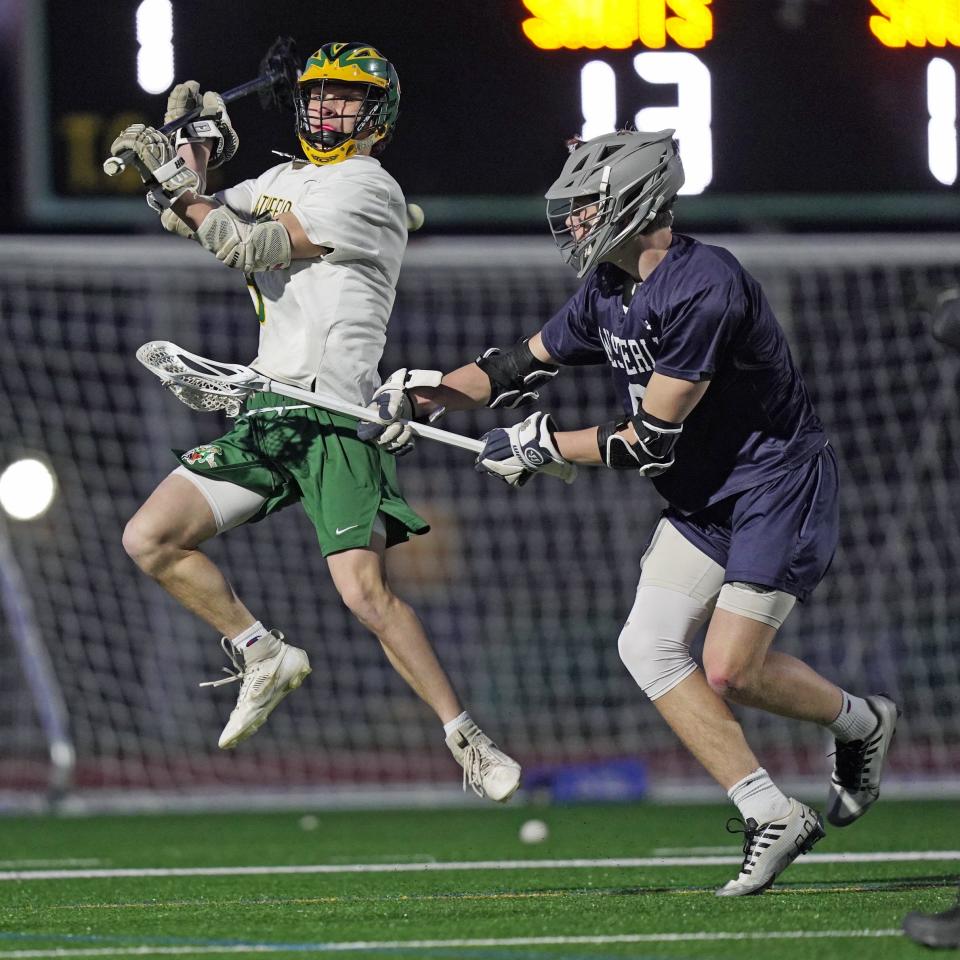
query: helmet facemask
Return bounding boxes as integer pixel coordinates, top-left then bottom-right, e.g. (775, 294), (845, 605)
(294, 42), (400, 166)
(544, 131), (685, 277)
(297, 79), (389, 157)
(547, 192), (612, 274)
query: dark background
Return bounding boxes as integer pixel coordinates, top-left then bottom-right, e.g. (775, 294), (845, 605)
(7, 0), (960, 229)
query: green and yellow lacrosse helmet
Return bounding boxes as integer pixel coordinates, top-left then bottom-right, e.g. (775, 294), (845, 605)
(295, 41), (400, 166)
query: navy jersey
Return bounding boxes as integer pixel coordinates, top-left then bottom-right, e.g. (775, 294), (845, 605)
(540, 233), (826, 514)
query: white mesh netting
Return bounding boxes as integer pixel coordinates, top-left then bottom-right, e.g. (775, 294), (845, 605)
(2, 234), (959, 803)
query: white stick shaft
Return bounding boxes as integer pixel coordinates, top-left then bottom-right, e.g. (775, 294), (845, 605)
(260, 378), (483, 453)
(254, 378), (575, 482)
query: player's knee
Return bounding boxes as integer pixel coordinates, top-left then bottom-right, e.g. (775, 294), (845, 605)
(338, 577), (393, 632)
(702, 650), (760, 699)
(617, 615), (697, 701)
(121, 514), (168, 574)
(122, 508), (194, 576)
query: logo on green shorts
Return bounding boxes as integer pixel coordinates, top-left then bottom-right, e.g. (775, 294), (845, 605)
(181, 444), (223, 468)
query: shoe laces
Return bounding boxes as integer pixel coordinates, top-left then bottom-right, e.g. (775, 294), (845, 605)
(460, 733), (497, 798)
(832, 737), (871, 789)
(198, 635), (276, 708)
(726, 816), (762, 873)
(199, 636), (245, 689)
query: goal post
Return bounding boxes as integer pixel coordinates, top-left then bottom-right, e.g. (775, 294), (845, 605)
(2, 234), (959, 808)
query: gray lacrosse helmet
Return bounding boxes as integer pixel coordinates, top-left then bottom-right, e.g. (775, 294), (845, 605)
(545, 130), (684, 277)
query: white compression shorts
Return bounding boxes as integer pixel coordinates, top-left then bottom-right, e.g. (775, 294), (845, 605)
(618, 517), (797, 700)
(172, 466), (387, 539)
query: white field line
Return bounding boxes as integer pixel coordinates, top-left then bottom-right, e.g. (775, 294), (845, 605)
(0, 860), (103, 868)
(1, 851), (958, 882)
(0, 929), (904, 957)
(653, 846), (741, 855)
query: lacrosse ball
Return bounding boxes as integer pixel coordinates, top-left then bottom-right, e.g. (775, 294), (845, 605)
(406, 203), (425, 232)
(519, 818), (549, 844)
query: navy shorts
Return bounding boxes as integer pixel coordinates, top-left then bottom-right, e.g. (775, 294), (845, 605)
(664, 443), (839, 602)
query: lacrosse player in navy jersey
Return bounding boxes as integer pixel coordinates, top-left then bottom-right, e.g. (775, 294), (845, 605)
(360, 130), (899, 895)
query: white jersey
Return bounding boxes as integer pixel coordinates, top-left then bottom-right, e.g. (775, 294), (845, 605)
(217, 155), (407, 406)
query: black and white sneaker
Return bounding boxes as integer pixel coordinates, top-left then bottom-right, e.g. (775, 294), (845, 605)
(903, 900), (960, 948)
(715, 799), (825, 897)
(826, 694), (900, 827)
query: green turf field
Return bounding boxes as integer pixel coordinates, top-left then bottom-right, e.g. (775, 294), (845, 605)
(1, 798), (957, 958)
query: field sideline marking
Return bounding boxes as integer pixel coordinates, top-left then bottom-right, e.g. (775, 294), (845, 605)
(0, 929), (903, 956)
(2, 851), (959, 882)
(0, 860), (103, 868)
(653, 846), (740, 855)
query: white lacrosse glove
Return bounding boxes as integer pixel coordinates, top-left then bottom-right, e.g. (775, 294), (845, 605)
(476, 411), (569, 488)
(357, 368), (443, 456)
(142, 184), (196, 240)
(109, 124), (199, 208)
(165, 81), (239, 169)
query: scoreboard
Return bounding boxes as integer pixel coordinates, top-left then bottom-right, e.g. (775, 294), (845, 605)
(24, 0), (960, 228)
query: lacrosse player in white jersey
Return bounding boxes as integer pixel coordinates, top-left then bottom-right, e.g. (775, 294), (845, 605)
(110, 42), (521, 803)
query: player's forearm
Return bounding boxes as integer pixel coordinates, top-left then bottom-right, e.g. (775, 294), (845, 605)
(170, 142), (214, 230)
(178, 141), (211, 193)
(412, 332), (560, 417)
(172, 193), (219, 231)
(553, 426), (606, 465)
(554, 421), (642, 466)
(409, 362), (491, 416)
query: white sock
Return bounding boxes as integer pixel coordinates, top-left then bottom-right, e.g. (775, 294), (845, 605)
(230, 621), (278, 662)
(828, 690), (878, 742)
(443, 711), (470, 738)
(727, 767), (792, 825)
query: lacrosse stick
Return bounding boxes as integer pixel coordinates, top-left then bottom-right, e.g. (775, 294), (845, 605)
(103, 36), (299, 176)
(136, 341), (577, 484)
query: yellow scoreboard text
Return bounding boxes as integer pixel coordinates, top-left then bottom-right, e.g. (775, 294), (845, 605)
(522, 0), (712, 51)
(870, 0), (960, 47)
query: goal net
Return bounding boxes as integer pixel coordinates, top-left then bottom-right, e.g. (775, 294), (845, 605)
(2, 234), (959, 808)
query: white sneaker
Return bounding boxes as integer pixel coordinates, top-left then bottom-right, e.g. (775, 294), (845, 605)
(827, 694), (899, 827)
(200, 632), (311, 749)
(715, 799), (825, 897)
(445, 718), (521, 803)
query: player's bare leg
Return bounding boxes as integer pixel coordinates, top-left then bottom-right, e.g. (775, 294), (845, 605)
(327, 539), (521, 802)
(327, 539), (462, 722)
(122, 473), (255, 637)
(122, 473), (310, 749)
(703, 608), (899, 828)
(651, 669), (762, 789)
(702, 609), (841, 722)
(647, 611), (824, 895)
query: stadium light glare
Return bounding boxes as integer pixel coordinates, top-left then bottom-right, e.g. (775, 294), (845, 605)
(0, 458), (57, 521)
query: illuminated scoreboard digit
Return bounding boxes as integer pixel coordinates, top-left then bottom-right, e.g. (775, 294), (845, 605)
(522, 0), (958, 194)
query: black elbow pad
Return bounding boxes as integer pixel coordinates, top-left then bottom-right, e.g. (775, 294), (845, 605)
(475, 339), (559, 409)
(598, 409), (682, 475)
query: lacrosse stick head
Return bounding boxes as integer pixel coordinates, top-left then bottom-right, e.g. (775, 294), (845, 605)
(136, 341), (259, 418)
(259, 36), (300, 111)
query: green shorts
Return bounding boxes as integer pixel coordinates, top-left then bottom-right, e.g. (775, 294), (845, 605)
(174, 392), (429, 556)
